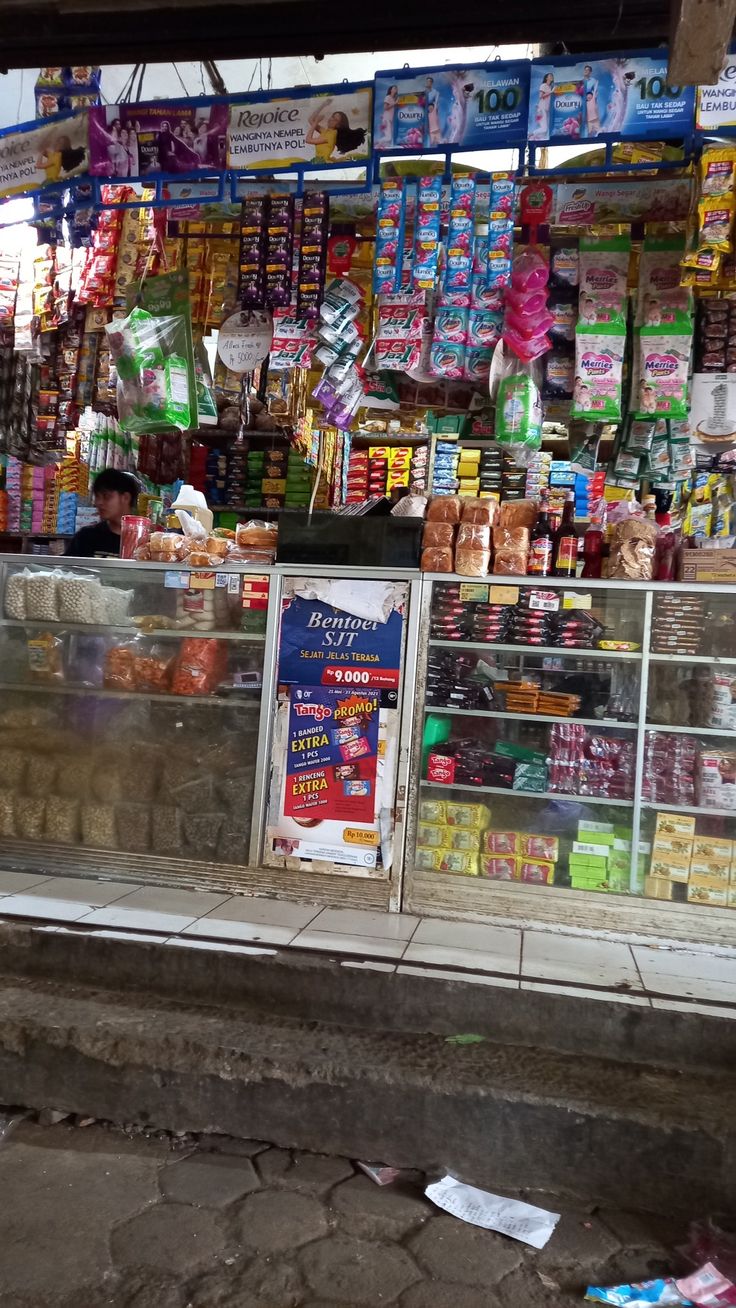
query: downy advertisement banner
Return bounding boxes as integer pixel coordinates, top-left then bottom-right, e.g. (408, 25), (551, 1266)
(228, 84), (372, 170)
(529, 51), (695, 143)
(89, 99), (229, 177)
(374, 62), (530, 151)
(0, 112), (89, 199)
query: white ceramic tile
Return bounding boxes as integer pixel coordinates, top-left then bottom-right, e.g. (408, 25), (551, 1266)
(165, 937), (277, 956)
(633, 946), (736, 986)
(637, 972), (736, 1004)
(196, 896), (318, 930)
(0, 870), (53, 894)
(290, 929), (406, 960)
(182, 918), (296, 946)
(398, 964), (518, 988)
(79, 907), (198, 934)
(112, 886), (231, 917)
(402, 941), (519, 975)
(651, 998), (736, 1019)
(522, 931), (642, 988)
(79, 929), (169, 943)
(521, 981), (650, 1006)
(0, 894), (94, 923)
(341, 960), (396, 973)
(21, 877), (138, 907)
(411, 918), (521, 959)
(308, 907), (418, 940)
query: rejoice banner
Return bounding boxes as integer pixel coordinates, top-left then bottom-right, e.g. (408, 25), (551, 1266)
(528, 50), (695, 144)
(227, 84), (372, 171)
(374, 61), (529, 152)
(0, 112), (88, 199)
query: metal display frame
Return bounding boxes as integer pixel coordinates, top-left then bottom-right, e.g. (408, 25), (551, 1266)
(403, 573), (736, 948)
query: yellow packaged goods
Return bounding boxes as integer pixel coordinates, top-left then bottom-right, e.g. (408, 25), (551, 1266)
(417, 821), (449, 848)
(649, 851), (691, 880)
(652, 834), (693, 859)
(688, 882), (728, 906)
(691, 835), (732, 864)
(645, 875), (674, 900)
(445, 802), (490, 829)
(419, 799), (447, 824)
(689, 860), (729, 883)
(415, 845), (442, 871)
(436, 848), (478, 875)
(448, 826), (483, 851)
(655, 812), (696, 837)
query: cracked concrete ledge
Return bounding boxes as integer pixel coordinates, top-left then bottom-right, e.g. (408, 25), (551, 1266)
(0, 969), (733, 1214)
(0, 921), (735, 1075)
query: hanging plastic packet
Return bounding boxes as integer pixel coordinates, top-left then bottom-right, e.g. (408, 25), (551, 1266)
(373, 179), (407, 295)
(106, 307), (193, 434)
(444, 175), (476, 296)
(297, 192), (330, 318)
(496, 367), (543, 447)
(572, 322), (626, 420)
(413, 175), (442, 292)
(578, 233), (630, 325)
(542, 349), (574, 399)
(550, 242), (579, 294)
(637, 319), (692, 418)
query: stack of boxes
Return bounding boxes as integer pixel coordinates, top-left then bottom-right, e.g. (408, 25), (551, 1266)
(414, 798), (489, 877)
(525, 451), (552, 502)
(480, 829), (558, 884)
(456, 445), (480, 497)
(244, 449), (265, 509)
(646, 814), (736, 907)
(410, 444), (428, 491)
(431, 439), (460, 496)
(285, 449), (314, 510)
(569, 819), (649, 894)
(345, 446), (368, 504)
(2, 453), (91, 538)
(261, 447), (288, 510)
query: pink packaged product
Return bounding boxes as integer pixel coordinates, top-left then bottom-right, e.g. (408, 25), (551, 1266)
(481, 854), (517, 880)
(340, 736), (371, 762)
(522, 834), (559, 861)
(484, 830), (519, 854)
(642, 731), (696, 806)
(519, 860), (554, 884)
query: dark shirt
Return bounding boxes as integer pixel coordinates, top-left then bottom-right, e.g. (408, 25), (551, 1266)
(65, 522), (121, 558)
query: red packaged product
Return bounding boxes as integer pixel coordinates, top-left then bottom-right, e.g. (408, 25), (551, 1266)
(171, 639), (228, 697)
(427, 751), (456, 784)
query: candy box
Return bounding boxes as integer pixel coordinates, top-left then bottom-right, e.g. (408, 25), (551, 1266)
(481, 854), (517, 880)
(655, 812), (696, 837)
(519, 859), (554, 884)
(484, 830), (519, 854)
(522, 834), (559, 861)
(427, 752), (456, 785)
(445, 802), (490, 829)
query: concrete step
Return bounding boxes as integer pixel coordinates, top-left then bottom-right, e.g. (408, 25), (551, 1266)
(0, 924), (734, 1214)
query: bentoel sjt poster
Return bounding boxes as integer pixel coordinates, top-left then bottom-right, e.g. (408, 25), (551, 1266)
(265, 577), (408, 876)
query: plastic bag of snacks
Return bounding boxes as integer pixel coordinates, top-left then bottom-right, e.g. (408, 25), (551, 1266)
(171, 639), (228, 696)
(106, 307), (193, 434)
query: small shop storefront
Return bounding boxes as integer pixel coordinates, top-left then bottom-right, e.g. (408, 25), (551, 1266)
(0, 46), (736, 951)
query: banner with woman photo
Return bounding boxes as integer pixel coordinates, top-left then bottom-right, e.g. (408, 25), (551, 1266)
(227, 83), (372, 171)
(373, 62), (529, 152)
(88, 99), (229, 178)
(528, 51), (695, 144)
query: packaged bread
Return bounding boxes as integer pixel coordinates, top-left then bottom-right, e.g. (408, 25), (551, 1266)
(493, 526), (530, 551)
(455, 548), (490, 577)
(187, 549), (212, 567)
(235, 520), (278, 550)
(149, 531), (185, 560)
(206, 535), (229, 559)
(422, 521), (455, 548)
(461, 498), (497, 526)
(498, 499), (538, 530)
(426, 495), (462, 524)
(494, 547), (528, 576)
(456, 522), (490, 550)
(421, 547), (454, 573)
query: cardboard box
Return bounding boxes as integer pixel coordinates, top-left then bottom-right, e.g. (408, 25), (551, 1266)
(688, 883), (728, 906)
(655, 812), (697, 837)
(652, 835), (694, 859)
(649, 852), (691, 880)
(644, 876), (674, 900)
(679, 548), (736, 585)
(691, 836), (732, 864)
(689, 861), (730, 884)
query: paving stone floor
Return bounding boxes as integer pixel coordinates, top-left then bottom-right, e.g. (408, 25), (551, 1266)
(0, 1117), (683, 1307)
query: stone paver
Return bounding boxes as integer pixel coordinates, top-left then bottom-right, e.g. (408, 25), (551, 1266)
(410, 1213), (524, 1286)
(0, 1117), (685, 1308)
(300, 1235), (421, 1305)
(159, 1152), (260, 1206)
(237, 1189), (330, 1253)
(330, 1173), (433, 1240)
(111, 1202), (226, 1273)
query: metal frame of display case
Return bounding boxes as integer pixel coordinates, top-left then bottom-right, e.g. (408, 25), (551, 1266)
(0, 556), (423, 915)
(403, 574), (736, 949)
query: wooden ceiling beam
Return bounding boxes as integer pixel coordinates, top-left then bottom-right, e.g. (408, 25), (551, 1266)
(668, 0), (736, 85)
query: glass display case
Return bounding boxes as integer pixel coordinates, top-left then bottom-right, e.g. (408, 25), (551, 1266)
(0, 554), (275, 890)
(405, 575), (736, 937)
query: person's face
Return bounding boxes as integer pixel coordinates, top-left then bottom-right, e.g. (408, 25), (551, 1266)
(584, 66), (592, 77)
(95, 489), (130, 523)
(426, 78), (433, 88)
(328, 112), (340, 128)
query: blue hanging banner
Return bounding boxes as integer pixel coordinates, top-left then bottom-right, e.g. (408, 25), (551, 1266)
(528, 50), (695, 146)
(373, 61), (530, 153)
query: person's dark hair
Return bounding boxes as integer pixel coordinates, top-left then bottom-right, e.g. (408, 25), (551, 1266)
(333, 113), (366, 154)
(93, 468), (139, 507)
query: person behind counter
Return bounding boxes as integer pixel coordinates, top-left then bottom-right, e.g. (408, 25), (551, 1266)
(65, 469), (140, 557)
